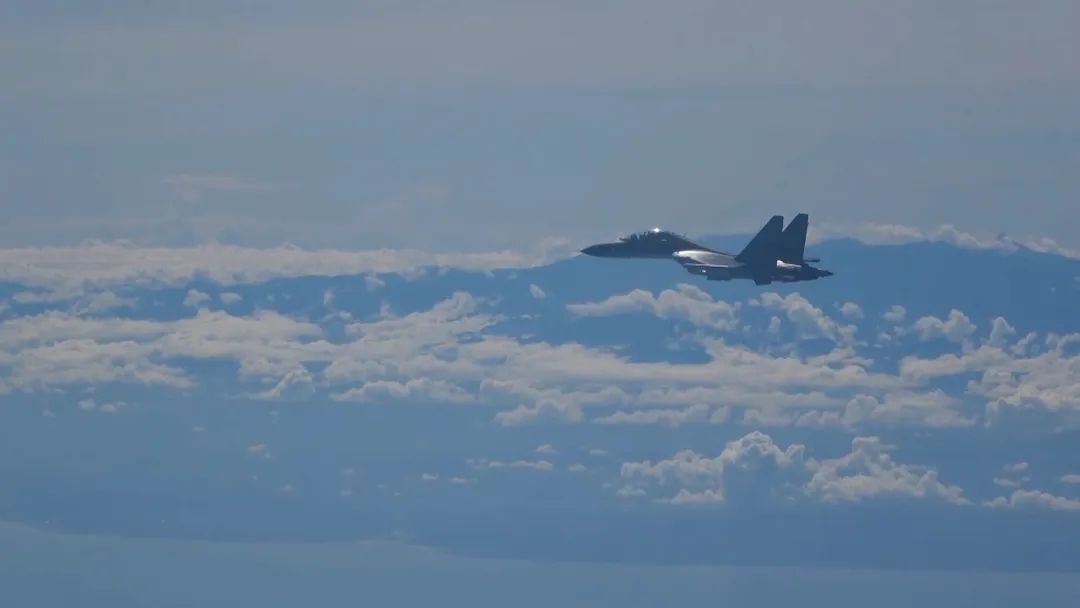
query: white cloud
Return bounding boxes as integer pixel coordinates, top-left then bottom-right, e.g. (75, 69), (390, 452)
(0, 289), (921, 428)
(1003, 462), (1030, 473)
(8, 338), (193, 390)
(621, 434), (971, 510)
(534, 444), (557, 455)
(15, 280), (1074, 434)
(806, 436), (969, 505)
(219, 292), (242, 305)
(594, 404), (712, 427)
(568, 284), (739, 331)
(620, 431), (806, 504)
(183, 289), (211, 308)
(253, 366), (315, 400)
(529, 284), (547, 299)
(838, 302), (864, 321)
(469, 458), (554, 472)
(812, 223), (1080, 260)
(331, 378), (473, 404)
(799, 391), (976, 430)
(883, 305), (907, 324)
(568, 464), (587, 473)
(993, 477), (1022, 489)
(0, 242), (564, 292)
(616, 485), (647, 498)
(985, 490), (1080, 511)
(364, 275), (386, 291)
(1061, 474), (1080, 484)
(247, 443), (271, 459)
(73, 291), (138, 314)
(421, 473), (439, 481)
(902, 337), (1080, 416)
(913, 309), (977, 344)
(988, 317), (1017, 347)
(493, 402), (585, 427)
(757, 292), (853, 344)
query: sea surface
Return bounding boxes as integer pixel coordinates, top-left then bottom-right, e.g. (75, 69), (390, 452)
(2, 522), (1078, 607)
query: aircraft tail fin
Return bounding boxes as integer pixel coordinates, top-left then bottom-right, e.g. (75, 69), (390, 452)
(779, 213), (808, 263)
(736, 215), (783, 264)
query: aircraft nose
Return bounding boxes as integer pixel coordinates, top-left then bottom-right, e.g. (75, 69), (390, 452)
(581, 244), (611, 256)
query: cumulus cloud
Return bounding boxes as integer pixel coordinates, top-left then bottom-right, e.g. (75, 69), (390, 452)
(72, 291), (138, 314)
(6, 271), (1071, 434)
(183, 289), (211, 308)
(620, 431), (806, 504)
(805, 436), (968, 505)
(985, 490), (1080, 511)
(913, 309), (977, 344)
(620, 432), (969, 506)
(568, 284), (739, 331)
(883, 305), (907, 324)
(493, 402), (584, 426)
(838, 302), (864, 321)
(529, 284), (547, 299)
(987, 317), (1017, 347)
(534, 444), (557, 455)
(901, 337), (1080, 417)
(594, 404), (712, 427)
(219, 292), (243, 305)
(797, 391), (975, 430)
(757, 292), (853, 344)
(331, 378), (473, 404)
(364, 274), (386, 291)
(1061, 474), (1080, 485)
(0, 288), (919, 428)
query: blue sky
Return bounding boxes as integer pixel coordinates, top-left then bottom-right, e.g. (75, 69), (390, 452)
(3, 0), (1079, 249)
(2, 2), (1080, 605)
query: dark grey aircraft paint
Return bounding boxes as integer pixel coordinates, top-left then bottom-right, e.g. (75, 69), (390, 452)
(581, 215), (832, 285)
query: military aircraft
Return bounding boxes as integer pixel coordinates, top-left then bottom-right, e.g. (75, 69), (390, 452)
(580, 214), (832, 285)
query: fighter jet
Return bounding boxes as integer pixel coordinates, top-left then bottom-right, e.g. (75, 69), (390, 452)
(580, 215), (832, 285)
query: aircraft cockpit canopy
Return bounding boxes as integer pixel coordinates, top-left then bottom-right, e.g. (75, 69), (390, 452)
(619, 227), (668, 242)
